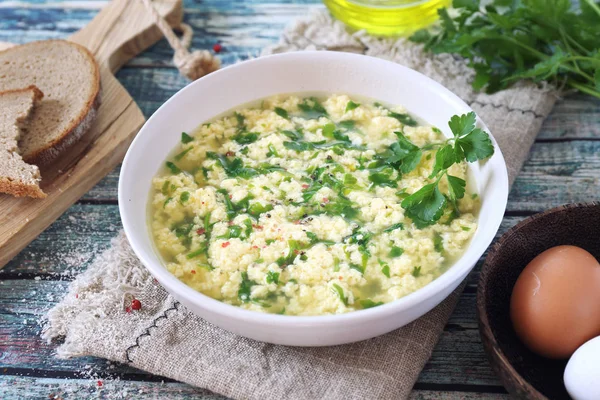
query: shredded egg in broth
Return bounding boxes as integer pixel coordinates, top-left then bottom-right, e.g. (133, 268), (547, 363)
(149, 94), (480, 316)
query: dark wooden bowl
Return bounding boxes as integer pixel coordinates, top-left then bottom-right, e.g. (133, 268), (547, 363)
(477, 202), (600, 400)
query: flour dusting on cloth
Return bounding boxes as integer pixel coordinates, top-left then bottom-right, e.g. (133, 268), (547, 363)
(43, 10), (556, 400)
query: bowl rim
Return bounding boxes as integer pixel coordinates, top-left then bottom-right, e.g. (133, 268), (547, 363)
(477, 202), (600, 398)
(119, 50), (509, 327)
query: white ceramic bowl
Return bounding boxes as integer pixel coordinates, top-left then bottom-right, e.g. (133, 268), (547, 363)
(119, 51), (508, 346)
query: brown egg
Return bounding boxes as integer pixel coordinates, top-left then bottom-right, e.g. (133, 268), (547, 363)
(510, 245), (600, 359)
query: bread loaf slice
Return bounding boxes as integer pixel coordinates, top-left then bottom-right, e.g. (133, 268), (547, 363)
(0, 86), (46, 198)
(0, 40), (101, 165)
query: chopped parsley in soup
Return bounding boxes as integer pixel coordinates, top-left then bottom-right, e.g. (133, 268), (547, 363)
(149, 94), (494, 316)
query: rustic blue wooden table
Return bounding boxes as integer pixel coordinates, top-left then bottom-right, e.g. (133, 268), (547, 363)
(0, 1), (598, 399)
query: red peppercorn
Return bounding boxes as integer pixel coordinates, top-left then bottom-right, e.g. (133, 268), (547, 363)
(222, 241), (230, 248)
(97, 380), (103, 387)
(191, 270), (196, 274)
(323, 197), (329, 203)
(125, 306), (131, 313)
(131, 299), (142, 311)
(225, 151), (234, 157)
(301, 184), (309, 189)
(213, 43), (222, 53)
(196, 228), (206, 235)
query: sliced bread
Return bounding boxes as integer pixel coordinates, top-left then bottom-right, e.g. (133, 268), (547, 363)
(0, 40), (101, 165)
(0, 85), (46, 198)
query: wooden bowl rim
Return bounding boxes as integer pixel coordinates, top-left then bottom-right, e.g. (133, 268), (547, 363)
(477, 202), (600, 398)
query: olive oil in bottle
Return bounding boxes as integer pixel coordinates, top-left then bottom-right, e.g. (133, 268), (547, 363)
(323, 0), (451, 36)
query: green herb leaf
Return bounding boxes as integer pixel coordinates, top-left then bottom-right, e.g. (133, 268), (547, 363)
(197, 263), (215, 271)
(181, 132), (194, 144)
(389, 246), (404, 257)
(383, 223), (404, 232)
(359, 299), (384, 309)
(247, 202), (273, 217)
(338, 120), (356, 130)
(453, 0), (479, 12)
(330, 283), (348, 306)
(401, 183), (447, 228)
(430, 144), (456, 178)
(274, 107), (289, 119)
(174, 147), (193, 161)
(388, 111), (418, 127)
(409, 2), (600, 100)
(298, 97), (328, 119)
(186, 246), (207, 259)
(281, 129), (303, 140)
(368, 171), (397, 188)
(433, 232), (444, 253)
(447, 174), (466, 205)
(220, 225), (243, 239)
(412, 266), (422, 277)
(234, 132), (259, 145)
(350, 263), (365, 274)
(379, 260), (391, 278)
(234, 112), (245, 129)
(266, 271), (280, 284)
(179, 191), (190, 204)
(165, 161), (181, 174)
(345, 100), (360, 112)
(217, 189), (253, 219)
(454, 128), (494, 162)
(266, 143), (280, 158)
(448, 112), (476, 138)
(238, 272), (255, 303)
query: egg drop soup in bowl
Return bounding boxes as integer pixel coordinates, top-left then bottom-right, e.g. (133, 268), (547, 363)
(150, 94), (481, 316)
(119, 52), (508, 346)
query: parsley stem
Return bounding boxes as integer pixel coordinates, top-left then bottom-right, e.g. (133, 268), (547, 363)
(490, 36), (596, 84)
(567, 81), (600, 100)
(582, 0), (600, 18)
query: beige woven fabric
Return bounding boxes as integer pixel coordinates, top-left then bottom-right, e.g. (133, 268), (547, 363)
(42, 11), (556, 400)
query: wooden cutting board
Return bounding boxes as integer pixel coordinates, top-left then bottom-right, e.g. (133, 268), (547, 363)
(0, 0), (183, 268)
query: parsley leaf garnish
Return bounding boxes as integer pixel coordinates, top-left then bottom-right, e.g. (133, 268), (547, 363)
(274, 107), (289, 119)
(330, 283), (348, 306)
(410, 0), (600, 100)
(266, 271), (280, 284)
(238, 272), (256, 303)
(401, 183), (448, 229)
(359, 299), (384, 309)
(400, 112), (494, 228)
(181, 132), (194, 144)
(298, 97), (328, 119)
(345, 100), (360, 112)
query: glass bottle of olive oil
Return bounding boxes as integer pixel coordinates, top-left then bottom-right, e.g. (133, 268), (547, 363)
(323, 0), (451, 36)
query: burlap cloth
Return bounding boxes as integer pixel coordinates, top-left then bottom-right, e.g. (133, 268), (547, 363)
(42, 11), (557, 400)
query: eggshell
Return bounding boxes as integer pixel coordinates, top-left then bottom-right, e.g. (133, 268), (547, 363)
(510, 245), (600, 359)
(564, 336), (600, 400)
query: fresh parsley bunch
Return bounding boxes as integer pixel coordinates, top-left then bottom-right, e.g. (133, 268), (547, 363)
(411, 0), (600, 99)
(401, 112), (494, 228)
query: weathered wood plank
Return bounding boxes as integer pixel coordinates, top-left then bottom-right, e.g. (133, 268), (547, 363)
(0, 1), (323, 67)
(0, 376), (507, 400)
(538, 94), (600, 139)
(0, 204), (120, 277)
(0, 375), (222, 400)
(0, 279), (502, 386)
